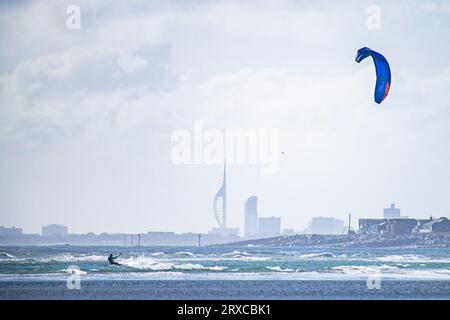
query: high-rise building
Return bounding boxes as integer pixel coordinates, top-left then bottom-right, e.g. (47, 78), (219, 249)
(244, 196), (258, 237)
(41, 224), (68, 236)
(384, 203), (401, 219)
(258, 217), (281, 236)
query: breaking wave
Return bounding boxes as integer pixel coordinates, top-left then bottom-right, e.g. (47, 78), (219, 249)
(41, 254), (106, 263)
(172, 251), (196, 258)
(0, 252), (17, 260)
(213, 251), (269, 261)
(299, 252), (336, 259)
(332, 264), (399, 274)
(374, 254), (450, 263)
(149, 252), (165, 257)
(266, 266), (296, 272)
(221, 251), (251, 257)
(119, 256), (226, 271)
(331, 264), (450, 279)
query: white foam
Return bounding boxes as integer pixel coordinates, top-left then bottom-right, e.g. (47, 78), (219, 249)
(0, 252), (20, 261)
(374, 254), (450, 263)
(172, 251), (196, 257)
(266, 266), (296, 272)
(175, 263), (226, 271)
(120, 256), (172, 270)
(203, 255), (270, 261)
(298, 252), (335, 259)
(332, 264), (399, 275)
(330, 264), (450, 279)
(119, 256), (226, 271)
(43, 254), (106, 263)
(221, 251), (250, 257)
(150, 252), (165, 257)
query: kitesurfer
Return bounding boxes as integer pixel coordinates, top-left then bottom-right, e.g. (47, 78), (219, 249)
(108, 253), (121, 265)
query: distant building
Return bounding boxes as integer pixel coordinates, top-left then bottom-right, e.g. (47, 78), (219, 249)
(306, 217), (345, 235)
(41, 224), (68, 236)
(0, 226), (23, 236)
(420, 218), (450, 233)
(244, 196), (258, 237)
(282, 228), (296, 235)
(359, 216), (450, 235)
(359, 219), (387, 234)
(258, 217), (281, 236)
(384, 203), (401, 219)
(208, 227), (239, 236)
(146, 231), (176, 238)
(384, 219), (418, 236)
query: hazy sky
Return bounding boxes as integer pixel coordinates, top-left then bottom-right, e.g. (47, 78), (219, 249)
(1, 0), (449, 234)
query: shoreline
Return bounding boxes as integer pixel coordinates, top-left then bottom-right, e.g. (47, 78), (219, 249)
(225, 233), (450, 248)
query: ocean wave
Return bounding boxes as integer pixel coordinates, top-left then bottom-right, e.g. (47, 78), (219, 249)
(41, 254), (106, 263)
(331, 264), (450, 279)
(266, 266), (296, 272)
(374, 254), (450, 263)
(150, 252), (165, 257)
(175, 264), (226, 271)
(0, 252), (18, 260)
(350, 252), (372, 258)
(221, 251), (251, 257)
(171, 251), (196, 258)
(240, 256), (270, 261)
(120, 257), (171, 270)
(119, 256), (226, 271)
(186, 255), (270, 262)
(394, 263), (411, 268)
(331, 264), (399, 274)
(211, 251), (269, 261)
(298, 252), (335, 259)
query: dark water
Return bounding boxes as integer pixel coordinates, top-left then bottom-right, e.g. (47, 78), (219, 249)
(1, 280), (450, 300)
(1, 245), (450, 299)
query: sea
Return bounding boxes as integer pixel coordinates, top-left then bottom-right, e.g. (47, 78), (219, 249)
(1, 245), (449, 299)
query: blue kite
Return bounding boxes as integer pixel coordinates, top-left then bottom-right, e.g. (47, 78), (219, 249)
(355, 47), (391, 104)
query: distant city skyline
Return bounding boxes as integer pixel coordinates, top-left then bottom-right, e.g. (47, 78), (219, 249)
(2, 200), (447, 238)
(1, 1), (450, 234)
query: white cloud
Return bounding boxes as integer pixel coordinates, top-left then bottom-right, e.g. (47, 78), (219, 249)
(421, 2), (450, 14)
(118, 51), (148, 74)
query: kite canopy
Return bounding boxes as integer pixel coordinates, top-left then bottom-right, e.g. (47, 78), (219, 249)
(355, 47), (391, 104)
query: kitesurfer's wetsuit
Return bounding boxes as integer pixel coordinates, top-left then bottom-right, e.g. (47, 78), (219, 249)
(108, 254), (120, 265)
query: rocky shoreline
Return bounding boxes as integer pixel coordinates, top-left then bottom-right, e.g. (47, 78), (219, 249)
(227, 233), (450, 248)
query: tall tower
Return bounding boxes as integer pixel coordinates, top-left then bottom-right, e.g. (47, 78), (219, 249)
(213, 162), (227, 228)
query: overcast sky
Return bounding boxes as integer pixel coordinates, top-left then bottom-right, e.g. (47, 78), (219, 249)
(1, 0), (450, 235)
